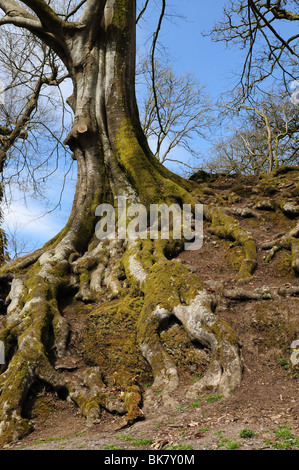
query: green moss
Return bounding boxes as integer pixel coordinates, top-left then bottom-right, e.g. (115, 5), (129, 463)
(0, 418), (32, 447)
(82, 294), (152, 387)
(116, 118), (194, 208)
(223, 245), (244, 273)
(231, 184), (253, 197)
(160, 321), (209, 377)
(207, 318), (239, 348)
(206, 206), (257, 278)
(250, 301), (297, 351)
(291, 238), (299, 275)
(270, 251), (294, 277)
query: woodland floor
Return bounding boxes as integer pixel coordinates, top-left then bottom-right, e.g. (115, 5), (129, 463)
(1, 170), (298, 451)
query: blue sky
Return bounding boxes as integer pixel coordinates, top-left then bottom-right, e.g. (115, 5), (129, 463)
(137, 0), (244, 97)
(1, 1), (251, 254)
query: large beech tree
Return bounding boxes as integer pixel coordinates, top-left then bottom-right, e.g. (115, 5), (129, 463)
(0, 0), (249, 445)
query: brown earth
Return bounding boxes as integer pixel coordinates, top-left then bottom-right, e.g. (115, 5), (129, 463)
(1, 168), (298, 451)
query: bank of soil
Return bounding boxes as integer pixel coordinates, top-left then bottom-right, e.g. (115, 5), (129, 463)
(1, 169), (299, 451)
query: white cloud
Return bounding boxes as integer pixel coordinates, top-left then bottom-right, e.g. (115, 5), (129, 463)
(2, 200), (67, 250)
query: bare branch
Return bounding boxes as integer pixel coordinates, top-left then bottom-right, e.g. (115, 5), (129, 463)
(136, 0), (150, 24)
(18, 0), (64, 30)
(151, 0), (166, 138)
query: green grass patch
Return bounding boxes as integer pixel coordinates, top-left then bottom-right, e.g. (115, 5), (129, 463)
(104, 444), (121, 450)
(165, 444), (193, 450)
(240, 428), (255, 439)
(204, 394), (223, 403)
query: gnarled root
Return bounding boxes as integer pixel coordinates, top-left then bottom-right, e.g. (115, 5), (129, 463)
(261, 222), (299, 274)
(126, 239), (243, 406)
(204, 205), (257, 280)
(0, 230), (243, 444)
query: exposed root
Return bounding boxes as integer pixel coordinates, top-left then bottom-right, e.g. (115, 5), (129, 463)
(261, 222), (299, 274)
(0, 208), (244, 444)
(222, 286), (272, 301)
(72, 238), (125, 302)
(126, 238), (243, 405)
(204, 205), (257, 280)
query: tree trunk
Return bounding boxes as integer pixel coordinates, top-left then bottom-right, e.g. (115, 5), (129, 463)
(0, 0), (244, 445)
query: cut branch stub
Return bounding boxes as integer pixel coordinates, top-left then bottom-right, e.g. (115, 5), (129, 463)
(77, 124), (88, 134)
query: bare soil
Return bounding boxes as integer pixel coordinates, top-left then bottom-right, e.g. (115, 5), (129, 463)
(2, 170), (299, 451)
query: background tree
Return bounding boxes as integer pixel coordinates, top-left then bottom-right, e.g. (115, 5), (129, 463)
(137, 57), (214, 170)
(205, 90), (299, 174)
(0, 0), (244, 445)
(0, 25), (72, 206)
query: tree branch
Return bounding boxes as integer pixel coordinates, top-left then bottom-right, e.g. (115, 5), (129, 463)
(18, 0), (64, 31)
(136, 0), (150, 24)
(248, 0), (296, 56)
(151, 0), (166, 138)
(78, 0), (106, 26)
(0, 0), (36, 20)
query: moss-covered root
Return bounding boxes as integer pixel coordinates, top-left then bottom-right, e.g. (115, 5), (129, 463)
(204, 205), (257, 280)
(0, 254), (72, 445)
(0, 345), (67, 446)
(0, 290), (67, 446)
(128, 239), (242, 406)
(173, 290), (243, 399)
(122, 240), (180, 409)
(71, 238), (124, 302)
(262, 222), (299, 274)
(137, 310), (180, 410)
(68, 367), (127, 426)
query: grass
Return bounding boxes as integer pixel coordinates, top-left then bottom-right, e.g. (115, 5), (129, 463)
(272, 426), (299, 450)
(215, 433), (242, 450)
(132, 439), (153, 447)
(225, 440), (242, 450)
(104, 444), (121, 450)
(116, 434), (153, 447)
(33, 436), (68, 445)
(189, 394), (223, 408)
(192, 374), (202, 383)
(264, 426), (299, 450)
(116, 434), (134, 441)
(239, 428), (255, 439)
(175, 404), (187, 411)
(165, 444), (194, 450)
(199, 427), (210, 433)
(190, 399), (201, 408)
(277, 357), (290, 370)
(204, 394), (223, 403)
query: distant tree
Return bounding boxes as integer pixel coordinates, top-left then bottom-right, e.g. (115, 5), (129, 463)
(0, 26), (71, 202)
(138, 58), (214, 169)
(205, 91), (299, 174)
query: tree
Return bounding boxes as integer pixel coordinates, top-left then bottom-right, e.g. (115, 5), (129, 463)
(0, 25), (71, 203)
(206, 91), (299, 175)
(138, 58), (213, 169)
(0, 1), (252, 445)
